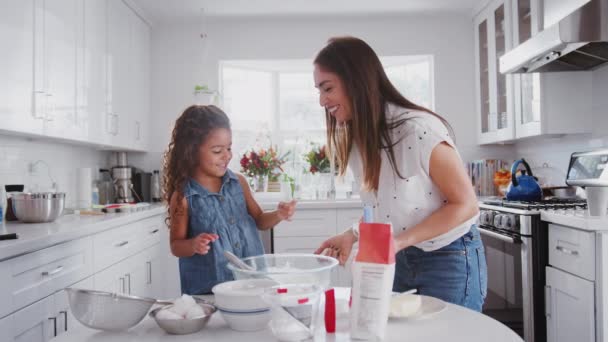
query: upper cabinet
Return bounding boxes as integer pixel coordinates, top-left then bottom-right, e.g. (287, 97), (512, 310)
(0, 0), (44, 136)
(474, 0), (593, 144)
(475, 0), (516, 144)
(0, 0), (151, 152)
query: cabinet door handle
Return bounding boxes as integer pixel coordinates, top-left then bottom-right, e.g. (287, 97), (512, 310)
(147, 261), (152, 284)
(150, 229), (159, 234)
(113, 114), (120, 135)
(48, 317), (57, 337)
(126, 273), (131, 294)
(60, 310), (68, 332)
(135, 121), (141, 140)
(556, 245), (579, 256)
(42, 265), (64, 277)
(120, 277), (125, 293)
(115, 240), (129, 247)
(545, 285), (552, 319)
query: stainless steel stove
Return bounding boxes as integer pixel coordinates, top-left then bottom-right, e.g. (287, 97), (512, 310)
(477, 198), (587, 342)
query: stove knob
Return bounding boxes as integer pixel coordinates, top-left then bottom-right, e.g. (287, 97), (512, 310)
(503, 214), (516, 230)
(493, 214), (504, 229)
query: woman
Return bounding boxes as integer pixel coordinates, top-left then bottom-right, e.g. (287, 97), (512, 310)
(313, 36), (487, 311)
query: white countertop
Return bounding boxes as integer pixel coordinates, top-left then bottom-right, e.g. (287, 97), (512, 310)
(50, 291), (522, 342)
(0, 205), (166, 261)
(541, 210), (608, 231)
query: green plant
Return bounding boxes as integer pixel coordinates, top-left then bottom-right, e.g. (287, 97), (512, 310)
(193, 84), (211, 93)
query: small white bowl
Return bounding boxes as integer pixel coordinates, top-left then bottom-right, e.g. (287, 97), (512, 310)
(212, 278), (277, 331)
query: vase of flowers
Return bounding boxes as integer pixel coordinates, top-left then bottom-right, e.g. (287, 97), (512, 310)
(303, 144), (336, 199)
(240, 147), (289, 192)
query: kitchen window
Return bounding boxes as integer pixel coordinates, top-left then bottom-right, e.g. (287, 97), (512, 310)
(219, 56), (434, 176)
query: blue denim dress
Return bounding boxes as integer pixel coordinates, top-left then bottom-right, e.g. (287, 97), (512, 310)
(179, 170), (264, 295)
(392, 225), (488, 311)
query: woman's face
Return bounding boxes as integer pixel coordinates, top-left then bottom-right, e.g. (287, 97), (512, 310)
(197, 128), (233, 178)
(314, 64), (352, 125)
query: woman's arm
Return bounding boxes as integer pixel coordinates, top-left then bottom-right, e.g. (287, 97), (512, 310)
(393, 142), (479, 251)
(237, 174), (296, 230)
(169, 192), (218, 257)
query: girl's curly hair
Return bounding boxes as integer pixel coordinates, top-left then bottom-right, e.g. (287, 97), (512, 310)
(162, 105), (231, 226)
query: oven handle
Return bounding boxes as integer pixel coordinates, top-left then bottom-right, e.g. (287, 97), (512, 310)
(478, 226), (523, 244)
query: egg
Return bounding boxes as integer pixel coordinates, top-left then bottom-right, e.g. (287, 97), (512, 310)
(157, 307), (184, 320)
(185, 304), (205, 319)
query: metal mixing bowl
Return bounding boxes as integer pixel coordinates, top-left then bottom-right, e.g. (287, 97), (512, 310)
(149, 303), (216, 335)
(12, 192), (65, 223)
(65, 288), (157, 331)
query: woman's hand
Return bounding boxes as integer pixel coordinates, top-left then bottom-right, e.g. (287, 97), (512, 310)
(277, 200), (297, 221)
(190, 233), (219, 255)
(314, 230), (357, 265)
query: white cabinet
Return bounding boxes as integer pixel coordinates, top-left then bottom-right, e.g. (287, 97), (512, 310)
(545, 224), (602, 342)
(35, 0), (84, 141)
(474, 0), (516, 145)
(0, 0), (44, 135)
(0, 295), (55, 342)
(0, 0), (150, 151)
(52, 276), (94, 338)
(474, 0), (593, 144)
(106, 0), (132, 148)
(81, 0), (109, 145)
(545, 266), (595, 342)
(127, 10), (151, 151)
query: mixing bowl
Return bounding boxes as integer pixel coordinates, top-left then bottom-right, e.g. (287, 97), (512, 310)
(212, 279), (277, 331)
(149, 303), (216, 335)
(65, 288), (157, 331)
(226, 253), (338, 288)
(12, 192), (65, 223)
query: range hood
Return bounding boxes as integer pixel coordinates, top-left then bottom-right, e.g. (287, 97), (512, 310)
(500, 0), (608, 73)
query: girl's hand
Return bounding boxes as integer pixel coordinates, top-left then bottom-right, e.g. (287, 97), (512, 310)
(277, 200), (297, 221)
(190, 233), (219, 255)
(314, 230), (357, 266)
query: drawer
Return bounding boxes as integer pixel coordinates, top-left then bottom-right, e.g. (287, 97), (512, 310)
(93, 221), (142, 272)
(2, 237), (93, 317)
(138, 216), (162, 250)
(549, 224), (595, 281)
(274, 209), (336, 237)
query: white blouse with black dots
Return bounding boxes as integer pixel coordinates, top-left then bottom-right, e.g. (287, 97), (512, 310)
(348, 104), (478, 252)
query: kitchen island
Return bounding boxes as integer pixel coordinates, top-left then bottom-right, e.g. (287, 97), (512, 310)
(51, 292), (522, 342)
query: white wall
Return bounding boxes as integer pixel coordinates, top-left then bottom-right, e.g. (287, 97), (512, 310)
(0, 135), (109, 208)
(514, 66), (608, 174)
(144, 14), (514, 170)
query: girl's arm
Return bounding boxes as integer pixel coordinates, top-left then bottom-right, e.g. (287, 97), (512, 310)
(394, 142), (479, 251)
(169, 192), (218, 257)
(237, 174), (296, 230)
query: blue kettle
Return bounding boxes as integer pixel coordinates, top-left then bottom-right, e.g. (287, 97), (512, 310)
(505, 159), (542, 202)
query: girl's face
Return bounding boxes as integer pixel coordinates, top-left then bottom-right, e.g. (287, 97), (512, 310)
(314, 64), (352, 125)
(197, 128), (233, 178)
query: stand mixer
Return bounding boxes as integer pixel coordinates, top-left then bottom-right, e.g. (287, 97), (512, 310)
(566, 149), (608, 217)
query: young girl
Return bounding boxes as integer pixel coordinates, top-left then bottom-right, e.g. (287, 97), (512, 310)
(163, 105), (296, 295)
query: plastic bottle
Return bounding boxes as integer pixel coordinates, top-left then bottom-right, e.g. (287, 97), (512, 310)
(92, 183), (100, 206)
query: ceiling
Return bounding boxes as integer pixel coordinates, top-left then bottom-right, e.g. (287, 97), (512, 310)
(132, 0), (480, 24)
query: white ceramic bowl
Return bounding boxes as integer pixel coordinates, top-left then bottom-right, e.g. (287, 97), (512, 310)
(212, 279), (277, 331)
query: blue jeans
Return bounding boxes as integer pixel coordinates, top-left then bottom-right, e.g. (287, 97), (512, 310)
(392, 225), (488, 311)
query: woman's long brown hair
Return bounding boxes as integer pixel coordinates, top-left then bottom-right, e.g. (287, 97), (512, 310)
(162, 105), (231, 226)
(314, 36), (453, 192)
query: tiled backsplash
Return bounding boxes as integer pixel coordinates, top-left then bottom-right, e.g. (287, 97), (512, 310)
(0, 135), (109, 208)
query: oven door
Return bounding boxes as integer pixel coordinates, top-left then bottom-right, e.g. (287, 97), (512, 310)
(478, 224), (525, 339)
